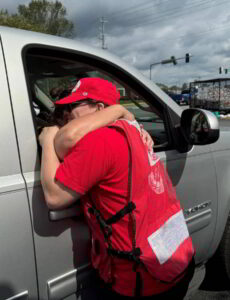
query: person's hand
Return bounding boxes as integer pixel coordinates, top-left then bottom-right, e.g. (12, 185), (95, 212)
(120, 106), (135, 121)
(140, 126), (154, 150)
(39, 126), (59, 148)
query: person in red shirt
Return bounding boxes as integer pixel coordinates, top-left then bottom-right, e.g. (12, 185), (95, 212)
(39, 78), (194, 299)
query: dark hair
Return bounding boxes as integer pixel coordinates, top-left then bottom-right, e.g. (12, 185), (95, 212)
(50, 87), (73, 100)
(50, 87), (64, 99)
(52, 99), (108, 126)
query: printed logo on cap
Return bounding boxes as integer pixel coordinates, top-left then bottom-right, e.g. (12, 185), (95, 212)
(72, 80), (81, 93)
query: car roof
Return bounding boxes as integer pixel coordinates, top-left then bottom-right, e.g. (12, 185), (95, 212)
(0, 26), (182, 116)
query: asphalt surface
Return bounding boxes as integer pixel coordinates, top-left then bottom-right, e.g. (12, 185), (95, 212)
(187, 258), (230, 299)
(219, 118), (230, 129)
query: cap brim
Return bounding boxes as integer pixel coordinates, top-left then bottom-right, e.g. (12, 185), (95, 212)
(55, 93), (87, 105)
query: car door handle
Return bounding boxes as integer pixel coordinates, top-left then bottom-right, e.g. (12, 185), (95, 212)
(5, 291), (28, 300)
(49, 201), (83, 221)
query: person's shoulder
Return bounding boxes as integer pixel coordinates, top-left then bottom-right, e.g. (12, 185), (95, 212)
(71, 127), (119, 149)
(68, 126), (129, 163)
(86, 126), (122, 140)
(69, 127), (126, 157)
(82, 127), (127, 151)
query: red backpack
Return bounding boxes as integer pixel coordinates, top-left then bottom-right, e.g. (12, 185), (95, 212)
(85, 119), (195, 294)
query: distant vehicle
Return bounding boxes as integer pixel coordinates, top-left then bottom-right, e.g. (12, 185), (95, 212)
(167, 91), (188, 105)
(181, 93), (190, 105)
(190, 78), (230, 113)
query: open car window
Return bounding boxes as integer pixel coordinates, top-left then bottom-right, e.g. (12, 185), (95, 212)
(24, 47), (169, 150)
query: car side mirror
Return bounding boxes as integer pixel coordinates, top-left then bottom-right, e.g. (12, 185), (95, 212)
(180, 108), (219, 145)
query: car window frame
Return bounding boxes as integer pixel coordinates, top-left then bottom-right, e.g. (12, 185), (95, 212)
(22, 44), (174, 152)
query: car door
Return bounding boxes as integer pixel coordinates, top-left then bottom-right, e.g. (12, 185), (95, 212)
(0, 39), (38, 299)
(1, 43), (93, 299)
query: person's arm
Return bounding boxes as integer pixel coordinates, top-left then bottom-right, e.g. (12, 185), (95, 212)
(39, 126), (81, 210)
(54, 104), (134, 160)
(140, 126), (154, 149)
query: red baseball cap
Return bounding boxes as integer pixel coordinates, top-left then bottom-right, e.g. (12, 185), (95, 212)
(55, 77), (120, 106)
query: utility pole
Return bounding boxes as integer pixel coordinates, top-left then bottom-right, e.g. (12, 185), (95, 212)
(99, 17), (108, 50)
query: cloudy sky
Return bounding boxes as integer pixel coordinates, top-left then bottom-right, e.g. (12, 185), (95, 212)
(2, 0), (230, 87)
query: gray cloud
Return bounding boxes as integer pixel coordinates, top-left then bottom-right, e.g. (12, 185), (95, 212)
(1, 0), (230, 86)
(1, 0), (29, 12)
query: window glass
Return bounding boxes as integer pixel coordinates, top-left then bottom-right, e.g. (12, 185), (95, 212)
(24, 48), (169, 149)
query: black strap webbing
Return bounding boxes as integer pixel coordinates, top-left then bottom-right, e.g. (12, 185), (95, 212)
(88, 206), (112, 238)
(107, 247), (141, 263)
(89, 124), (142, 296)
(135, 272), (142, 298)
(106, 201), (136, 225)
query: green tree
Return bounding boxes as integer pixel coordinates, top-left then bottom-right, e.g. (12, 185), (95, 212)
(181, 83), (188, 91)
(156, 82), (169, 92)
(0, 0), (74, 37)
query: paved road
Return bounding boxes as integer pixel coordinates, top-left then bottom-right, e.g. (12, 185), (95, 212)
(220, 118), (230, 129)
(187, 259), (230, 299)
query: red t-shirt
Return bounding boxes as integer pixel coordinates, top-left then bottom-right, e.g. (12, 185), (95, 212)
(56, 127), (174, 296)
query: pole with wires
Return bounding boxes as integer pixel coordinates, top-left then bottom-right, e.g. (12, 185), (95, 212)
(99, 17), (108, 49)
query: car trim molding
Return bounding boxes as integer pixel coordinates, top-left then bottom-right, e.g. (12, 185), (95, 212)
(184, 201), (211, 217)
(47, 263), (93, 300)
(5, 291), (28, 300)
(0, 174), (25, 194)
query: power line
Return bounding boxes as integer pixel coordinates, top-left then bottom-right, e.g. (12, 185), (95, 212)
(107, 0), (210, 23)
(77, 0), (229, 44)
(77, 0), (170, 37)
(108, 0), (173, 21)
(77, 0), (155, 36)
(109, 0), (228, 30)
(107, 0), (154, 18)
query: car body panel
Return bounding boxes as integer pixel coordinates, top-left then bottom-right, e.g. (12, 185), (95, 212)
(208, 131), (230, 257)
(0, 35), (38, 300)
(25, 172), (91, 300)
(0, 27), (92, 300)
(159, 145), (218, 263)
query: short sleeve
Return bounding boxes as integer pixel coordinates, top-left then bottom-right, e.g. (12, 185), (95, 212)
(55, 130), (111, 195)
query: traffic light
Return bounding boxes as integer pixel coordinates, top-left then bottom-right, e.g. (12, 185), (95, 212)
(185, 53), (190, 63)
(171, 56), (177, 65)
(225, 69), (228, 74)
(219, 67), (223, 74)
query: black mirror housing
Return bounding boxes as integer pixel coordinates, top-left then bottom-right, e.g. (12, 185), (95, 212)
(181, 108), (219, 145)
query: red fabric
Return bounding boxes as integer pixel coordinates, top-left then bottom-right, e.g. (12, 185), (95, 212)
(56, 126), (176, 296)
(55, 77), (120, 106)
(113, 120), (194, 283)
